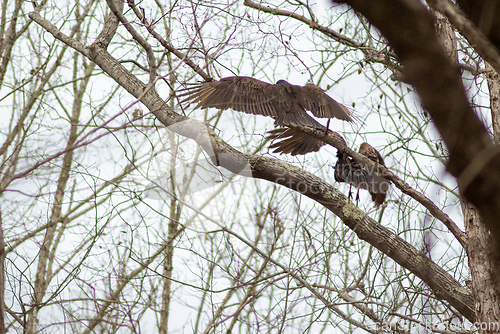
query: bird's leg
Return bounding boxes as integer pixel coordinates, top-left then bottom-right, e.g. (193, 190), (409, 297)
(356, 189), (360, 204)
(325, 119), (331, 135)
(348, 184), (353, 200)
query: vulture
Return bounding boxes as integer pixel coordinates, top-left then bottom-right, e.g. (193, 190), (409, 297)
(334, 142), (389, 205)
(179, 76), (353, 155)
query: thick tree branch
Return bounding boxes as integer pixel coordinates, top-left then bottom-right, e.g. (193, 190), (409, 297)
(28, 12), (87, 56)
(29, 4), (465, 250)
(486, 62), (500, 145)
(94, 0), (123, 48)
(105, 0), (157, 84)
(281, 125), (467, 248)
(433, 10), (500, 327)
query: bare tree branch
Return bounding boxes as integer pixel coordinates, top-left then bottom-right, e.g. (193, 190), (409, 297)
(8, 0), (500, 330)
(0, 208), (5, 334)
(94, 0), (123, 48)
(105, 0), (157, 84)
(126, 0), (211, 81)
(244, 0), (404, 77)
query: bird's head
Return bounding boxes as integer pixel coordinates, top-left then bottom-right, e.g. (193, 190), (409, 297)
(276, 79), (292, 93)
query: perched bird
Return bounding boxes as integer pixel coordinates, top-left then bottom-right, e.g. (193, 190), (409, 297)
(179, 76), (353, 154)
(334, 142), (389, 205)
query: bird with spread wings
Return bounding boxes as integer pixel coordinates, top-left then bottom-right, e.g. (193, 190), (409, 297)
(179, 76), (353, 156)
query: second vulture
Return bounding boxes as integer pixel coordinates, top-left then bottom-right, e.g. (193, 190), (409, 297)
(334, 142), (389, 205)
(179, 76), (353, 155)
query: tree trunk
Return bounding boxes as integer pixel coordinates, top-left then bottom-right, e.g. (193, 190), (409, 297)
(435, 10), (500, 332)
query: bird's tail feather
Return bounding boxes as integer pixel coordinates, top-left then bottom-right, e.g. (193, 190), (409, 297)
(370, 192), (387, 206)
(267, 128), (325, 156)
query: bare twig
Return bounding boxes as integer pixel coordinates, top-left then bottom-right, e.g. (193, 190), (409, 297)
(337, 0), (500, 255)
(244, 0), (403, 76)
(127, 0), (211, 81)
(105, 0), (157, 84)
(0, 208), (5, 334)
(278, 125), (467, 248)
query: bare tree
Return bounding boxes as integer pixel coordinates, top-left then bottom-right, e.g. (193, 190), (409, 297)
(1, 0), (499, 332)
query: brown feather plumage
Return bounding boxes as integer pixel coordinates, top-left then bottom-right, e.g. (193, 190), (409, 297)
(293, 83), (352, 121)
(267, 128), (349, 156)
(180, 77), (286, 118)
(334, 142), (389, 206)
(267, 128), (325, 156)
(179, 76), (353, 155)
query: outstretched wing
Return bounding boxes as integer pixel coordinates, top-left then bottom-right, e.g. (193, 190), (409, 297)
(179, 76), (289, 118)
(293, 83), (353, 121)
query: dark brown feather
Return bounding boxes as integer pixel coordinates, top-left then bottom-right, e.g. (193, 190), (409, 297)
(180, 76), (286, 118)
(180, 76), (353, 126)
(293, 83), (352, 121)
(180, 76), (353, 155)
(267, 128), (326, 156)
(334, 143), (389, 205)
(267, 128), (349, 156)
(359, 142), (385, 165)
